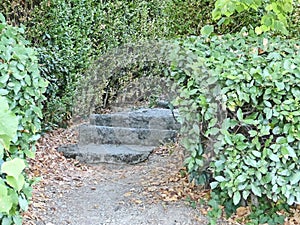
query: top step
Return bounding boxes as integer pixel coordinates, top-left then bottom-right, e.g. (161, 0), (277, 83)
(90, 108), (180, 130)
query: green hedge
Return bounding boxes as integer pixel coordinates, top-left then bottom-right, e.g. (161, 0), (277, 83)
(25, 0), (97, 127)
(0, 13), (47, 224)
(25, 0), (170, 127)
(171, 32), (300, 224)
(0, 0), (41, 26)
(2, 0), (300, 128)
(26, 0), (248, 127)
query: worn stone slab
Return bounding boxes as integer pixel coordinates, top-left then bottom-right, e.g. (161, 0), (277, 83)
(79, 125), (178, 146)
(57, 144), (154, 164)
(90, 108), (180, 130)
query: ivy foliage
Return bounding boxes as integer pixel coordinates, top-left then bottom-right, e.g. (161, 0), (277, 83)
(0, 97), (18, 153)
(0, 13), (47, 224)
(209, 0), (300, 35)
(170, 32), (300, 223)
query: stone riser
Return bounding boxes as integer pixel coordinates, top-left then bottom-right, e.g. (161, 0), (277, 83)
(90, 108), (180, 130)
(58, 144), (154, 165)
(59, 108), (180, 164)
(79, 125), (177, 146)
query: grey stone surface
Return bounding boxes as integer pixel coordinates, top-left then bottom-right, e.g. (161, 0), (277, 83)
(90, 108), (180, 130)
(79, 125), (178, 146)
(59, 108), (180, 164)
(57, 144), (153, 164)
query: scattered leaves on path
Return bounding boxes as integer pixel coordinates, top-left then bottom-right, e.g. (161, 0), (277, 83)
(23, 125), (93, 224)
(22, 125), (300, 225)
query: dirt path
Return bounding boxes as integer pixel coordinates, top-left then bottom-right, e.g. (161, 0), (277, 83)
(33, 155), (208, 224)
(22, 128), (236, 225)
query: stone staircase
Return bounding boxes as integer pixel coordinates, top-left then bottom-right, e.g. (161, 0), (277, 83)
(58, 108), (180, 164)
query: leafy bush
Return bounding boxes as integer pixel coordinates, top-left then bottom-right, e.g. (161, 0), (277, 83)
(289, 2), (300, 38)
(163, 0), (260, 36)
(90, 0), (169, 50)
(2, 0), (300, 128)
(25, 0), (171, 127)
(161, 0), (213, 37)
(27, 0), (262, 127)
(25, 0), (96, 127)
(0, 13), (47, 224)
(171, 32), (300, 223)
(212, 0), (296, 35)
(0, 0), (41, 26)
(204, 0), (300, 37)
(19, 0), (266, 127)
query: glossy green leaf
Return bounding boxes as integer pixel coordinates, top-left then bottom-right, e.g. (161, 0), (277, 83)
(1, 158), (26, 178)
(210, 181), (219, 189)
(201, 25), (214, 37)
(0, 184), (13, 214)
(290, 172), (300, 185)
(215, 176), (226, 182)
(269, 153), (280, 162)
(18, 195), (29, 211)
(233, 191), (241, 205)
(6, 175), (25, 191)
(237, 108), (243, 121)
(251, 150), (261, 158)
(251, 183), (262, 197)
(0, 13), (5, 23)
(0, 97), (18, 150)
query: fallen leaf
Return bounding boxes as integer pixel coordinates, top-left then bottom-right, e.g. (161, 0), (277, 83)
(236, 206), (249, 217)
(124, 192), (132, 197)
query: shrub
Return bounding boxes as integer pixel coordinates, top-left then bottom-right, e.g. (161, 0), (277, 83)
(25, 0), (171, 127)
(22, 0), (265, 127)
(0, 0), (41, 26)
(2, 0), (300, 128)
(211, 0), (296, 35)
(162, 0), (256, 36)
(25, 0), (96, 127)
(0, 13), (47, 224)
(289, 2), (300, 38)
(170, 32), (300, 223)
(90, 0), (169, 49)
(204, 0), (300, 37)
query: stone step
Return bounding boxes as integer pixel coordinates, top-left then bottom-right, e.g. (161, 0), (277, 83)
(90, 108), (180, 130)
(79, 125), (177, 146)
(57, 144), (154, 164)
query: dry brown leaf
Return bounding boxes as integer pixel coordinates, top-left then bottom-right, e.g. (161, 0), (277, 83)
(236, 206), (249, 217)
(124, 192), (133, 197)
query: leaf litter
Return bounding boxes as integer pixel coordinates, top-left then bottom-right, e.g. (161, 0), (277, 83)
(22, 125), (300, 225)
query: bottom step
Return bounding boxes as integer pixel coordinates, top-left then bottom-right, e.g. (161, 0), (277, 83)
(57, 144), (154, 165)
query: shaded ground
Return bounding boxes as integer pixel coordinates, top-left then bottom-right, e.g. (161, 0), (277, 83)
(27, 153), (214, 225)
(22, 126), (300, 225)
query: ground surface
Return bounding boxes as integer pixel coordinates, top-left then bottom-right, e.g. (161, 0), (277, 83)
(22, 126), (300, 225)
(26, 153), (217, 225)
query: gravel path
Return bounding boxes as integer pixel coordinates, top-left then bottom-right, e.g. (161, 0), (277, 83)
(24, 146), (235, 225)
(21, 126), (300, 225)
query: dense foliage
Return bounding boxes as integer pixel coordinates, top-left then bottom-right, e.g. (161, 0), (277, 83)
(171, 32), (300, 224)
(204, 0), (300, 36)
(0, 13), (47, 224)
(25, 0), (97, 127)
(22, 0), (262, 127)
(212, 0), (296, 35)
(1, 1), (300, 224)
(2, 0), (300, 128)
(0, 0), (41, 26)
(24, 0), (177, 126)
